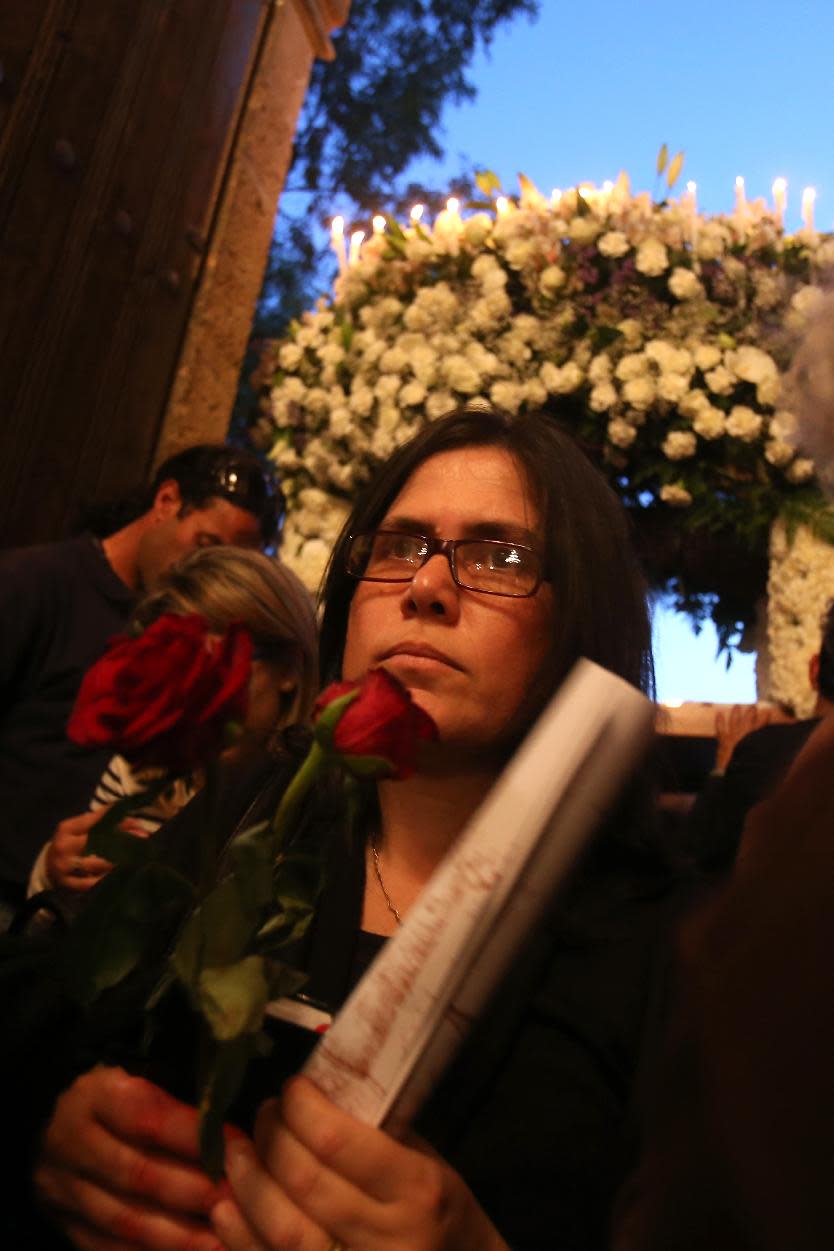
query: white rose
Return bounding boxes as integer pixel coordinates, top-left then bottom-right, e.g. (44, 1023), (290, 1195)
(786, 456), (815, 483)
(622, 376), (656, 410)
(765, 439), (795, 467)
(662, 431), (697, 460)
(692, 406), (726, 440)
(656, 372), (691, 404)
(589, 382), (618, 412)
(545, 361), (584, 394)
(328, 406), (353, 438)
(668, 267), (704, 300)
(726, 405), (763, 442)
(442, 354), (482, 395)
(598, 231), (630, 258)
(318, 343), (346, 368)
(615, 352), (649, 382)
(496, 334), (531, 368)
(538, 265), (566, 296)
(305, 387), (331, 417)
(704, 365), (736, 396)
(489, 380), (525, 414)
(635, 238), (669, 276)
(410, 344), (439, 387)
(694, 345), (722, 371)
(660, 483), (693, 507)
(399, 380), (427, 408)
(607, 418), (637, 448)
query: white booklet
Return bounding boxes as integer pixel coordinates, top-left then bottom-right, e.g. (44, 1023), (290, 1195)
(302, 658), (654, 1134)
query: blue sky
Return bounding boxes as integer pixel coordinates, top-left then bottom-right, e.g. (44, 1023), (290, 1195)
(396, 0), (834, 702)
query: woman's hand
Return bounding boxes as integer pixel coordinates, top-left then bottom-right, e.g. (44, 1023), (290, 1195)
(211, 1076), (509, 1251)
(35, 1066), (227, 1251)
(46, 810), (147, 894)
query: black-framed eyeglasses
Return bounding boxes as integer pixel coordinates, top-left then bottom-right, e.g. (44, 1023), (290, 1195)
(345, 530), (545, 598)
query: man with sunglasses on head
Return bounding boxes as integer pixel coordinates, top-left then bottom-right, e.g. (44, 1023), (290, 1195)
(0, 444), (281, 926)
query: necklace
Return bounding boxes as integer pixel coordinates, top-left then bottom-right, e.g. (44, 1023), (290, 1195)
(370, 835), (402, 926)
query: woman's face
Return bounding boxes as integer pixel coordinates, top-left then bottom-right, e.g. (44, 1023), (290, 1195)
(342, 445), (556, 765)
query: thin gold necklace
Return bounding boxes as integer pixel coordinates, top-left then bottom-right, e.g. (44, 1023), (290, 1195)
(370, 835), (402, 926)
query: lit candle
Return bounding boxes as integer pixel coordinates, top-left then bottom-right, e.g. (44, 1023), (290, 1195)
(686, 180), (697, 217)
(496, 195), (511, 217)
(409, 203), (424, 224)
(446, 196), (460, 215)
(348, 230), (365, 266)
(330, 215), (347, 272)
(372, 214), (386, 234)
(600, 179), (614, 213)
(801, 186), (816, 233)
(772, 177), (787, 229)
(734, 175), (746, 218)
(551, 188), (562, 208)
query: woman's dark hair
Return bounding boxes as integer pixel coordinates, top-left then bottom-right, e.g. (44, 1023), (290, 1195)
(319, 406), (654, 706)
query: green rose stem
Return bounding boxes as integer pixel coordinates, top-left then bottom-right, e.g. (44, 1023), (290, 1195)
(266, 739), (326, 862)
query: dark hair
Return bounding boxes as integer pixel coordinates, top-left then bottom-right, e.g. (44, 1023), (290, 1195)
(319, 406), (654, 707)
(818, 599), (834, 700)
(73, 444), (282, 544)
(148, 445), (282, 544)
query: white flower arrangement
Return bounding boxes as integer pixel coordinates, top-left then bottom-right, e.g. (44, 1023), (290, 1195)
(264, 169), (834, 652)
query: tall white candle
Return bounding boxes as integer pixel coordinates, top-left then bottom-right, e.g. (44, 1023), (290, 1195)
(372, 214), (386, 235)
(801, 186), (816, 234)
(348, 230), (365, 266)
(734, 175), (746, 218)
(772, 177), (787, 229)
(409, 203), (424, 224)
(330, 216), (347, 272)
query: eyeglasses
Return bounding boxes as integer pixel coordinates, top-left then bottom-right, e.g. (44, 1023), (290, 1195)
(345, 530), (545, 598)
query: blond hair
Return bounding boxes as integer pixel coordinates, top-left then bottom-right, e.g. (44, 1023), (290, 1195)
(134, 547), (318, 727)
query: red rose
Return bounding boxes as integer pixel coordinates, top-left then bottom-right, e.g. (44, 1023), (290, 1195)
(68, 614), (252, 773)
(314, 668), (438, 779)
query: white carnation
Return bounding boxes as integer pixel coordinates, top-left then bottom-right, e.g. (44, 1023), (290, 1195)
(660, 483), (693, 507)
(348, 387), (375, 418)
(471, 254), (508, 290)
(786, 456), (815, 483)
(622, 376), (656, 410)
(607, 418), (637, 448)
(765, 439), (796, 467)
(662, 431), (697, 460)
(668, 267), (704, 300)
(374, 374), (401, 402)
(588, 353), (613, 384)
(635, 238), (669, 276)
(656, 372), (691, 404)
(523, 377), (549, 406)
(695, 221), (729, 260)
(589, 382), (618, 412)
(379, 346), (409, 374)
(598, 231), (630, 258)
(541, 361), (584, 394)
(705, 365), (736, 396)
(490, 380), (525, 414)
(442, 354), (482, 395)
(645, 340), (692, 374)
(726, 345), (778, 386)
(538, 265), (566, 295)
(425, 390), (455, 420)
(328, 406), (353, 439)
(726, 405), (763, 441)
(278, 342), (303, 371)
(615, 352), (649, 382)
(503, 239), (536, 269)
(679, 389), (711, 419)
(617, 319), (643, 348)
(410, 344), (439, 387)
(399, 380), (427, 408)
(692, 406), (726, 440)
(694, 345), (722, 371)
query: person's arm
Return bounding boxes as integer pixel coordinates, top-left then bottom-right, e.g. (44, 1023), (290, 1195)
(212, 1077), (510, 1251)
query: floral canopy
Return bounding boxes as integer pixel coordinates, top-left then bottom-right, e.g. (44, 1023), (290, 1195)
(263, 165), (834, 650)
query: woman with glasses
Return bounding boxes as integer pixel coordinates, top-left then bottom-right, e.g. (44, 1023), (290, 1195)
(24, 406), (684, 1251)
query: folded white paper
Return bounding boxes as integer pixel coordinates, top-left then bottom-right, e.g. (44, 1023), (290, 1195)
(303, 659), (654, 1133)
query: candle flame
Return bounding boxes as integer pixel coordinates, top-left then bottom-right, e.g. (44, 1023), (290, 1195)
(803, 186), (817, 203)
(372, 215), (386, 233)
(772, 177), (787, 195)
(551, 188), (562, 204)
(602, 180), (614, 193)
(446, 197), (460, 214)
(331, 215), (344, 237)
(410, 204), (424, 222)
(496, 196), (510, 216)
(686, 180), (697, 195)
(735, 175), (745, 190)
